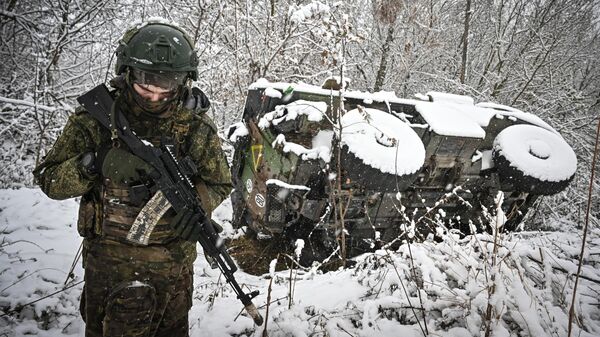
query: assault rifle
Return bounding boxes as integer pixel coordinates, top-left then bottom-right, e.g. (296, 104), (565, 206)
(77, 84), (263, 326)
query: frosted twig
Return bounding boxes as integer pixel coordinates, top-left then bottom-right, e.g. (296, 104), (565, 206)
(262, 277), (273, 337)
(568, 118), (600, 337)
(0, 239), (47, 252)
(0, 280), (84, 318)
(384, 249), (427, 337)
(1, 268), (67, 293)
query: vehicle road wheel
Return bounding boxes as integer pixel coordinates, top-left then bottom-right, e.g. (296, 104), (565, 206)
(340, 108), (426, 192)
(492, 124), (577, 195)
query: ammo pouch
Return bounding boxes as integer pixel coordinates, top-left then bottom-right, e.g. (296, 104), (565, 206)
(101, 181), (177, 245)
(103, 281), (156, 337)
(78, 192), (99, 238)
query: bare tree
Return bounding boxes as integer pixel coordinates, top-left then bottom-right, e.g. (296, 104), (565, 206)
(459, 0), (471, 84)
(0, 0), (597, 228)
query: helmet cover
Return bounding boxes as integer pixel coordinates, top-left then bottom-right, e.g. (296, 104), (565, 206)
(115, 21), (199, 80)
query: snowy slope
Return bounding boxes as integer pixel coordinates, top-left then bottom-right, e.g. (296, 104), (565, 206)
(1, 188), (599, 337)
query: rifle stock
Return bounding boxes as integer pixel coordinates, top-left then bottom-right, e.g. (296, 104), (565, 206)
(77, 84), (263, 326)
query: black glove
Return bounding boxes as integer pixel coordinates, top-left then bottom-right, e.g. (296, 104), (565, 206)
(169, 208), (224, 242)
(98, 147), (153, 184)
(170, 208), (202, 242)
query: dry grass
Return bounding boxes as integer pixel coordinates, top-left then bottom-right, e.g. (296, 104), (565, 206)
(226, 235), (289, 275)
(226, 234), (347, 275)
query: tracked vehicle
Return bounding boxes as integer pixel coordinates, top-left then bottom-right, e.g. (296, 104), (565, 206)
(228, 79), (577, 263)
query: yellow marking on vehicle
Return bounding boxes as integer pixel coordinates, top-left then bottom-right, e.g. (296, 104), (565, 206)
(251, 144), (263, 171)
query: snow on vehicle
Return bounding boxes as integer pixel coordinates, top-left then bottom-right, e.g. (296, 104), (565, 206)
(228, 79), (577, 263)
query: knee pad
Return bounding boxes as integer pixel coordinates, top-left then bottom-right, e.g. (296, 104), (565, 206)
(103, 281), (156, 337)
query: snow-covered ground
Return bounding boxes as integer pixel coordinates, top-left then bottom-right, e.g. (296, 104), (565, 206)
(1, 188), (599, 336)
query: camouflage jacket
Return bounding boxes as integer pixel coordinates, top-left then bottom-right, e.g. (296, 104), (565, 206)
(33, 87), (232, 265)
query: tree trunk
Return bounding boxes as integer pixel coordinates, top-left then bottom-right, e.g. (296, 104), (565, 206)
(460, 0), (472, 84)
(374, 25), (394, 92)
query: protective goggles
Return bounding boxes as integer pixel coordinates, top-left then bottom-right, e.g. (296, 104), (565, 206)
(131, 68), (188, 91)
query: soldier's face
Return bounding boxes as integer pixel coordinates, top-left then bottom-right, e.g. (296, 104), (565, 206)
(133, 83), (176, 102)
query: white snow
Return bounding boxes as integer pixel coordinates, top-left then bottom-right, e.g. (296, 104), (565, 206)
(320, 75), (351, 90)
(528, 139), (551, 159)
(0, 96), (57, 112)
(250, 79), (421, 107)
(471, 149), (494, 170)
(271, 134), (332, 163)
(226, 122), (249, 143)
(0, 188), (84, 334)
(251, 78), (271, 88)
(311, 129), (334, 163)
(340, 108), (425, 175)
(288, 100), (327, 122)
(493, 124), (577, 182)
(471, 150), (483, 163)
(414, 93), (430, 101)
(250, 79), (562, 138)
(289, 1), (331, 24)
(263, 87), (282, 99)
(481, 150), (494, 170)
(416, 98), (563, 139)
(294, 239), (305, 260)
(1, 188), (599, 337)
(415, 101), (486, 138)
(476, 102), (556, 133)
(266, 179), (310, 191)
(268, 259), (278, 277)
(129, 16), (188, 34)
(258, 100), (327, 129)
(426, 91), (475, 105)
(141, 139), (154, 147)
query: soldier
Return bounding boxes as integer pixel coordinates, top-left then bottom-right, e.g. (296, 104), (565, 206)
(33, 20), (232, 337)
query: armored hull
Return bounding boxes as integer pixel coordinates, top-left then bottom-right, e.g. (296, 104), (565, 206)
(229, 80), (577, 262)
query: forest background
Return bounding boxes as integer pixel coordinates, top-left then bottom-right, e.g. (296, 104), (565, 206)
(0, 0), (598, 229)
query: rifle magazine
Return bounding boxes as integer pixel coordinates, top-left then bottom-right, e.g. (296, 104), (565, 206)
(128, 190), (172, 245)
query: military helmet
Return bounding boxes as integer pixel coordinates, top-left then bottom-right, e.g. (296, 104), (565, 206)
(115, 21), (199, 81)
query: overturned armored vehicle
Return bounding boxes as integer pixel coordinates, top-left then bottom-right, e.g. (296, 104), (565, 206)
(228, 79), (577, 263)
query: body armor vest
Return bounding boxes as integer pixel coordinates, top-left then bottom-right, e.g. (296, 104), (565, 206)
(101, 180), (177, 245)
(99, 129), (188, 245)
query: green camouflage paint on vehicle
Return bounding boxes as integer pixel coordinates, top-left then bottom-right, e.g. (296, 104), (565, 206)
(229, 80), (578, 265)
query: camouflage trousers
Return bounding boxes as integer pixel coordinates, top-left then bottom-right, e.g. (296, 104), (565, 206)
(80, 240), (193, 337)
